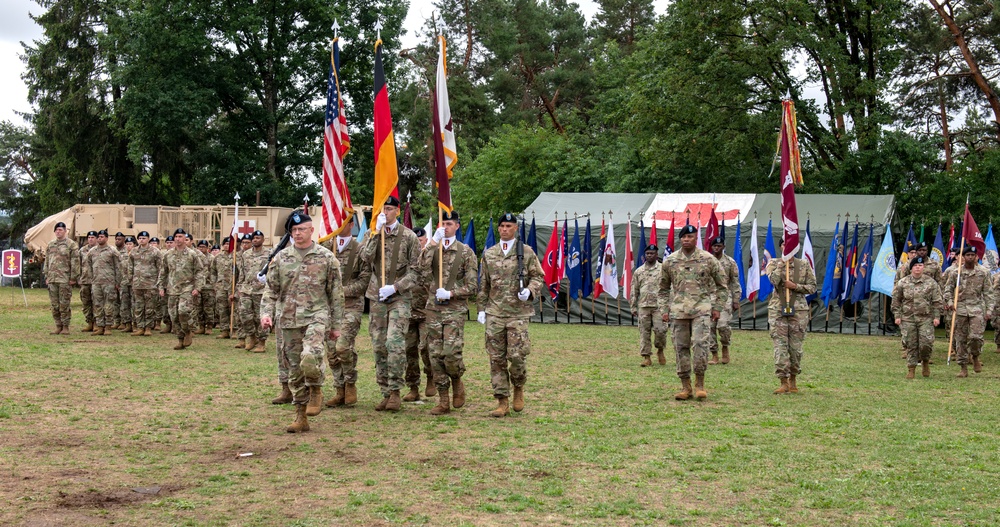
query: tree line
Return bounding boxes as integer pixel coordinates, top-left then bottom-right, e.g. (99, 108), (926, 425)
(3, 0), (1000, 243)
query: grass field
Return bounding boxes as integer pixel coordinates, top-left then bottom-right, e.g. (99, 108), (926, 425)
(3, 288), (1000, 526)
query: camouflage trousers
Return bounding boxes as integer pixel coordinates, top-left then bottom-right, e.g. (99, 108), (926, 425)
(427, 310), (467, 390)
(275, 324), (287, 383)
(953, 314), (985, 366)
(900, 316), (935, 367)
(159, 294), (169, 324)
(116, 286), (131, 325)
(239, 294), (267, 341)
(167, 293), (197, 338)
(133, 289), (158, 329)
(369, 300), (411, 396)
(92, 284), (117, 327)
(197, 288), (215, 328)
(279, 325), (328, 404)
(671, 316), (711, 378)
(79, 284), (94, 324)
(404, 316), (432, 387)
(637, 307), (667, 357)
(770, 311), (807, 378)
(215, 290), (231, 332)
(485, 315), (530, 398)
(47, 282), (73, 327)
(327, 307), (364, 387)
(710, 306), (733, 352)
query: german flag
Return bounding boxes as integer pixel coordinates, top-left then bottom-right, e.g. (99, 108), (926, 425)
(371, 38), (399, 229)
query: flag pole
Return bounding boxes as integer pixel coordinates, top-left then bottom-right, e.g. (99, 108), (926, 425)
(947, 198), (971, 363)
(438, 206), (444, 291)
(229, 193), (240, 336)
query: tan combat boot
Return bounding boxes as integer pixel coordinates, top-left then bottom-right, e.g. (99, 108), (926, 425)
(305, 386), (323, 416)
(272, 382), (293, 405)
(775, 377), (791, 393)
(59, 326), (70, 335)
(344, 383), (357, 406)
(193, 326), (205, 335)
(402, 385), (420, 402)
(183, 332), (193, 347)
(99, 326), (111, 336)
(490, 396), (510, 418)
(906, 366), (915, 379)
(452, 377), (466, 408)
(153, 321), (160, 330)
(325, 385), (346, 407)
(425, 375), (437, 397)
(286, 404), (309, 433)
(204, 326), (212, 335)
(216, 329), (230, 339)
(430, 387), (450, 415)
(788, 375), (799, 393)
(173, 338), (186, 350)
(957, 364), (969, 378)
(657, 349), (667, 365)
(244, 336), (257, 351)
(721, 346), (730, 364)
(122, 323), (132, 333)
(92, 326), (104, 336)
(143, 328), (153, 336)
(131, 326), (144, 336)
(375, 395), (389, 411)
(973, 356), (983, 373)
(385, 390), (402, 412)
(251, 340), (266, 353)
(82, 321), (94, 332)
(674, 377), (693, 400)
(708, 352), (719, 365)
(50, 325), (62, 335)
(922, 361), (930, 377)
(640, 356), (652, 367)
(694, 373), (708, 400)
(160, 322), (173, 334)
(234, 338), (246, 349)
(512, 386), (525, 412)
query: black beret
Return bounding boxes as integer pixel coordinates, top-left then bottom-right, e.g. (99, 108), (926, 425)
(150, 237), (160, 243)
(197, 240), (209, 247)
(287, 211), (312, 228)
(949, 247), (960, 254)
(678, 225), (697, 236)
(498, 213), (518, 225)
(98, 229), (109, 236)
(54, 222), (67, 230)
(910, 256), (926, 269)
(137, 231), (150, 238)
(211, 244), (220, 250)
(963, 246), (978, 255)
(165, 235), (175, 242)
(442, 210), (460, 222)
(413, 227), (427, 237)
(186, 233), (195, 240)
(115, 232), (125, 237)
(222, 236), (231, 244)
(915, 242), (928, 250)
(125, 236), (136, 243)
(252, 230), (264, 237)
(385, 196), (401, 207)
(173, 228), (187, 235)
(87, 230), (98, 237)
(644, 244), (659, 252)
(710, 236), (725, 246)
(242, 234), (253, 241)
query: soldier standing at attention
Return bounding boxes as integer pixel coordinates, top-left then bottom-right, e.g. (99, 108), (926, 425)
(158, 236), (175, 333)
(261, 211), (345, 433)
(158, 229), (205, 350)
(237, 230), (270, 353)
(321, 215), (371, 409)
(361, 196), (421, 413)
(892, 257), (943, 378)
(118, 236), (136, 333)
(477, 213), (545, 417)
(630, 244), (667, 368)
(658, 225), (728, 401)
(766, 238), (817, 394)
(420, 211), (478, 415)
(709, 236), (741, 365)
(230, 234), (252, 346)
(404, 227), (434, 402)
(193, 240), (215, 335)
(213, 238), (235, 339)
(44, 221), (79, 334)
(87, 230), (119, 336)
(78, 231), (98, 332)
(112, 232), (126, 329)
(129, 231), (162, 336)
(944, 247), (996, 377)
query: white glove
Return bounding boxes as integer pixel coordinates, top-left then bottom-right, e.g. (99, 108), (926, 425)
(257, 272), (267, 285)
(432, 227), (446, 244)
(517, 288), (531, 301)
(477, 311), (486, 324)
(435, 288), (451, 301)
(378, 284), (396, 301)
(375, 212), (387, 232)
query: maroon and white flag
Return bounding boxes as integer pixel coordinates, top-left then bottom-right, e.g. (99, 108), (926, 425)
(779, 100), (803, 260)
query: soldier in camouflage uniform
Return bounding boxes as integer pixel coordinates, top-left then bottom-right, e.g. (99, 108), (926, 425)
(420, 211), (478, 415)
(630, 244), (667, 368)
(321, 216), (371, 408)
(43, 221), (80, 334)
(892, 257), (943, 379)
(658, 224), (728, 401)
(193, 240), (215, 335)
(157, 236), (175, 333)
(261, 211), (345, 433)
(766, 238), (817, 394)
(78, 231), (98, 332)
(112, 232), (126, 328)
(943, 247), (996, 377)
(118, 236), (135, 333)
(213, 238), (236, 339)
(709, 236), (741, 365)
(158, 228), (206, 350)
(361, 196), (422, 412)
(229, 234), (252, 344)
(129, 231), (162, 336)
(477, 213), (545, 418)
(237, 230), (270, 353)
(403, 227), (433, 402)
(87, 230), (120, 335)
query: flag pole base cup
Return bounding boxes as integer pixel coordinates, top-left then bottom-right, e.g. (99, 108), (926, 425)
(781, 306), (795, 317)
(435, 299), (450, 306)
(380, 294), (398, 305)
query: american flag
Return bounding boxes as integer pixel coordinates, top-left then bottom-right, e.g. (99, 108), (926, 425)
(320, 38), (352, 241)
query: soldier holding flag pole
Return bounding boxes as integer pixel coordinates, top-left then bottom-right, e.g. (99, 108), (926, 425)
(944, 199), (994, 376)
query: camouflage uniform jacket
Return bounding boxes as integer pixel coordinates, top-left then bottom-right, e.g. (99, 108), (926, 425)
(765, 257), (817, 313)
(87, 245), (120, 286)
(78, 245), (95, 285)
(120, 249), (133, 289)
(477, 241), (544, 318)
(360, 224), (421, 302)
(891, 274), (943, 321)
(657, 248), (727, 319)
(410, 246), (431, 320)
(213, 252), (236, 293)
(237, 247), (269, 295)
(261, 242), (344, 331)
(43, 238), (80, 284)
(630, 262), (661, 311)
(717, 254), (742, 305)
(199, 252), (215, 290)
(158, 247), (206, 295)
(129, 245), (162, 289)
(418, 239), (478, 313)
(896, 257), (942, 284)
(943, 264), (996, 317)
(321, 237), (371, 311)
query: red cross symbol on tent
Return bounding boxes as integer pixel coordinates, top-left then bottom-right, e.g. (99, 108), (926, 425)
(237, 220), (257, 236)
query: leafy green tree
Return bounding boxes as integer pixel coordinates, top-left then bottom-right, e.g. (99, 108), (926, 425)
(591, 0), (655, 51)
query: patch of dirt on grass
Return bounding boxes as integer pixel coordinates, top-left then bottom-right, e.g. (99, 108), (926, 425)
(55, 484), (183, 509)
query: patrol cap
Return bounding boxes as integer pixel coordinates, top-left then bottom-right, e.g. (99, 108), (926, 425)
(98, 229), (109, 236)
(173, 228), (187, 235)
(165, 235), (175, 242)
(197, 240), (209, 247)
(413, 227), (426, 238)
(909, 256), (926, 269)
(137, 231), (150, 238)
(442, 210), (460, 222)
(241, 234), (253, 241)
(211, 244), (220, 250)
(498, 213), (518, 225)
(87, 230), (98, 237)
(678, 225), (697, 237)
(384, 196), (401, 208)
(252, 230), (264, 238)
(710, 236), (725, 246)
(963, 246), (978, 255)
(644, 244), (659, 253)
(150, 237), (160, 243)
(54, 222), (67, 231)
(125, 236), (136, 244)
